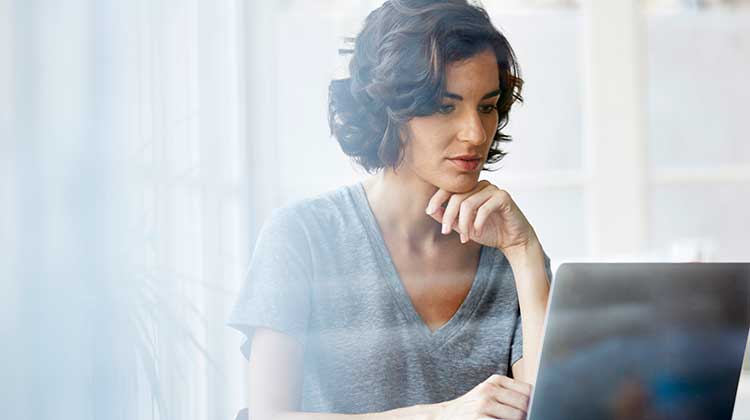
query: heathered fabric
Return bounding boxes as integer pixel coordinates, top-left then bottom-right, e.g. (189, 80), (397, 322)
(227, 182), (552, 414)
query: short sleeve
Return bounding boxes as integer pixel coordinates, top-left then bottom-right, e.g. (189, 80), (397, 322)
(510, 251), (553, 368)
(226, 207), (313, 360)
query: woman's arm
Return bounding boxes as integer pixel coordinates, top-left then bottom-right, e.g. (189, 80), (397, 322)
(248, 328), (530, 420)
(504, 237), (551, 385)
(424, 181), (552, 385)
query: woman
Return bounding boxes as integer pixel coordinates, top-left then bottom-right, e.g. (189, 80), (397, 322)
(228, 1), (552, 419)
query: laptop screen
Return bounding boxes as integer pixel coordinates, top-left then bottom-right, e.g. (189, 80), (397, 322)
(529, 263), (750, 420)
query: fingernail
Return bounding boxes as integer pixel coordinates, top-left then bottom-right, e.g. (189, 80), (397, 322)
(442, 223), (449, 234)
(425, 205), (434, 215)
(460, 234), (466, 243)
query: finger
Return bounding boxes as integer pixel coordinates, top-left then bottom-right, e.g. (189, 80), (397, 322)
(481, 399), (527, 420)
(426, 206), (445, 225)
(482, 376), (530, 412)
(507, 379), (532, 397)
(475, 179), (492, 190)
(425, 188), (452, 216)
(457, 189), (494, 242)
(491, 386), (530, 413)
(473, 195), (504, 238)
(426, 180), (490, 216)
(485, 374), (532, 396)
(440, 193), (466, 235)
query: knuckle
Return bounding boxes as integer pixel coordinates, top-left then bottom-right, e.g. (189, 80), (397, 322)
(482, 375), (498, 387)
(477, 399), (492, 413)
(512, 392), (528, 406)
(477, 382), (491, 393)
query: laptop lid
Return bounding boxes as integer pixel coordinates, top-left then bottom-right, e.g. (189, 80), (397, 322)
(528, 263), (750, 420)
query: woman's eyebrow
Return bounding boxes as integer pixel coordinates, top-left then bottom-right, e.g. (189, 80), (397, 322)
(443, 88), (501, 100)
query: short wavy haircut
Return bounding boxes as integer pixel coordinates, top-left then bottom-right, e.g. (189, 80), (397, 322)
(328, 0), (523, 174)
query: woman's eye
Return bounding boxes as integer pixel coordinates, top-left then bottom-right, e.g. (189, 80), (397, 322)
(437, 104), (455, 114)
(479, 104), (498, 114)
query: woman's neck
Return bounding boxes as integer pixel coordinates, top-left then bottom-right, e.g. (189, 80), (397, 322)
(362, 168), (452, 252)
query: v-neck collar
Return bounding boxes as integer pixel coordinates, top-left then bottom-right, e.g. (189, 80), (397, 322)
(349, 181), (494, 347)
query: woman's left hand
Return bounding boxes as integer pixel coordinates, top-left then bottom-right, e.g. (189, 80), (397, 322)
(425, 180), (538, 252)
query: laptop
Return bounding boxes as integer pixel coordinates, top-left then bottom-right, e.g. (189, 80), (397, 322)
(528, 263), (750, 420)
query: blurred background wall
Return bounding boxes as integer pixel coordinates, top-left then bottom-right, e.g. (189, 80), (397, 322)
(1, 0), (748, 419)
(257, 0), (750, 269)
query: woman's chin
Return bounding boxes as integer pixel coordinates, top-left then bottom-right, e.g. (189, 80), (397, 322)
(438, 176), (479, 194)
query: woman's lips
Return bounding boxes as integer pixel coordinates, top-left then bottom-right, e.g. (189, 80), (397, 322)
(448, 158), (481, 171)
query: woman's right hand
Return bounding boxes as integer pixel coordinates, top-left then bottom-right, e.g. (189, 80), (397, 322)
(430, 374), (531, 420)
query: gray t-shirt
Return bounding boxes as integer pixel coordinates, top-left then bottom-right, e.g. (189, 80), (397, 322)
(227, 182), (552, 414)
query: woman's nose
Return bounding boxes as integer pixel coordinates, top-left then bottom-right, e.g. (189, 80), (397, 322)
(457, 111), (486, 145)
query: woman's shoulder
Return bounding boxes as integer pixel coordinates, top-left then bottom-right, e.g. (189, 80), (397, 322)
(266, 182), (364, 237)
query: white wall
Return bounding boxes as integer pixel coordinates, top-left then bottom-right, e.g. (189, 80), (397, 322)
(259, 2), (750, 267)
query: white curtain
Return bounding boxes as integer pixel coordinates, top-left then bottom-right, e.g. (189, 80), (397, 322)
(1, 0), (248, 419)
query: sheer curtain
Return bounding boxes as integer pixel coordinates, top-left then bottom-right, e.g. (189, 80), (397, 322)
(2, 0), (248, 418)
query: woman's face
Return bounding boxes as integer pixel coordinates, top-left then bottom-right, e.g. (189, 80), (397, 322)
(399, 49), (500, 194)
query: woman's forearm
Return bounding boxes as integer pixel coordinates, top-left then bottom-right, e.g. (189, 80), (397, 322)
(503, 236), (551, 384)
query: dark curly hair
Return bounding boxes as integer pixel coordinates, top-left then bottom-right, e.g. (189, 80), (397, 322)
(328, 0), (524, 174)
